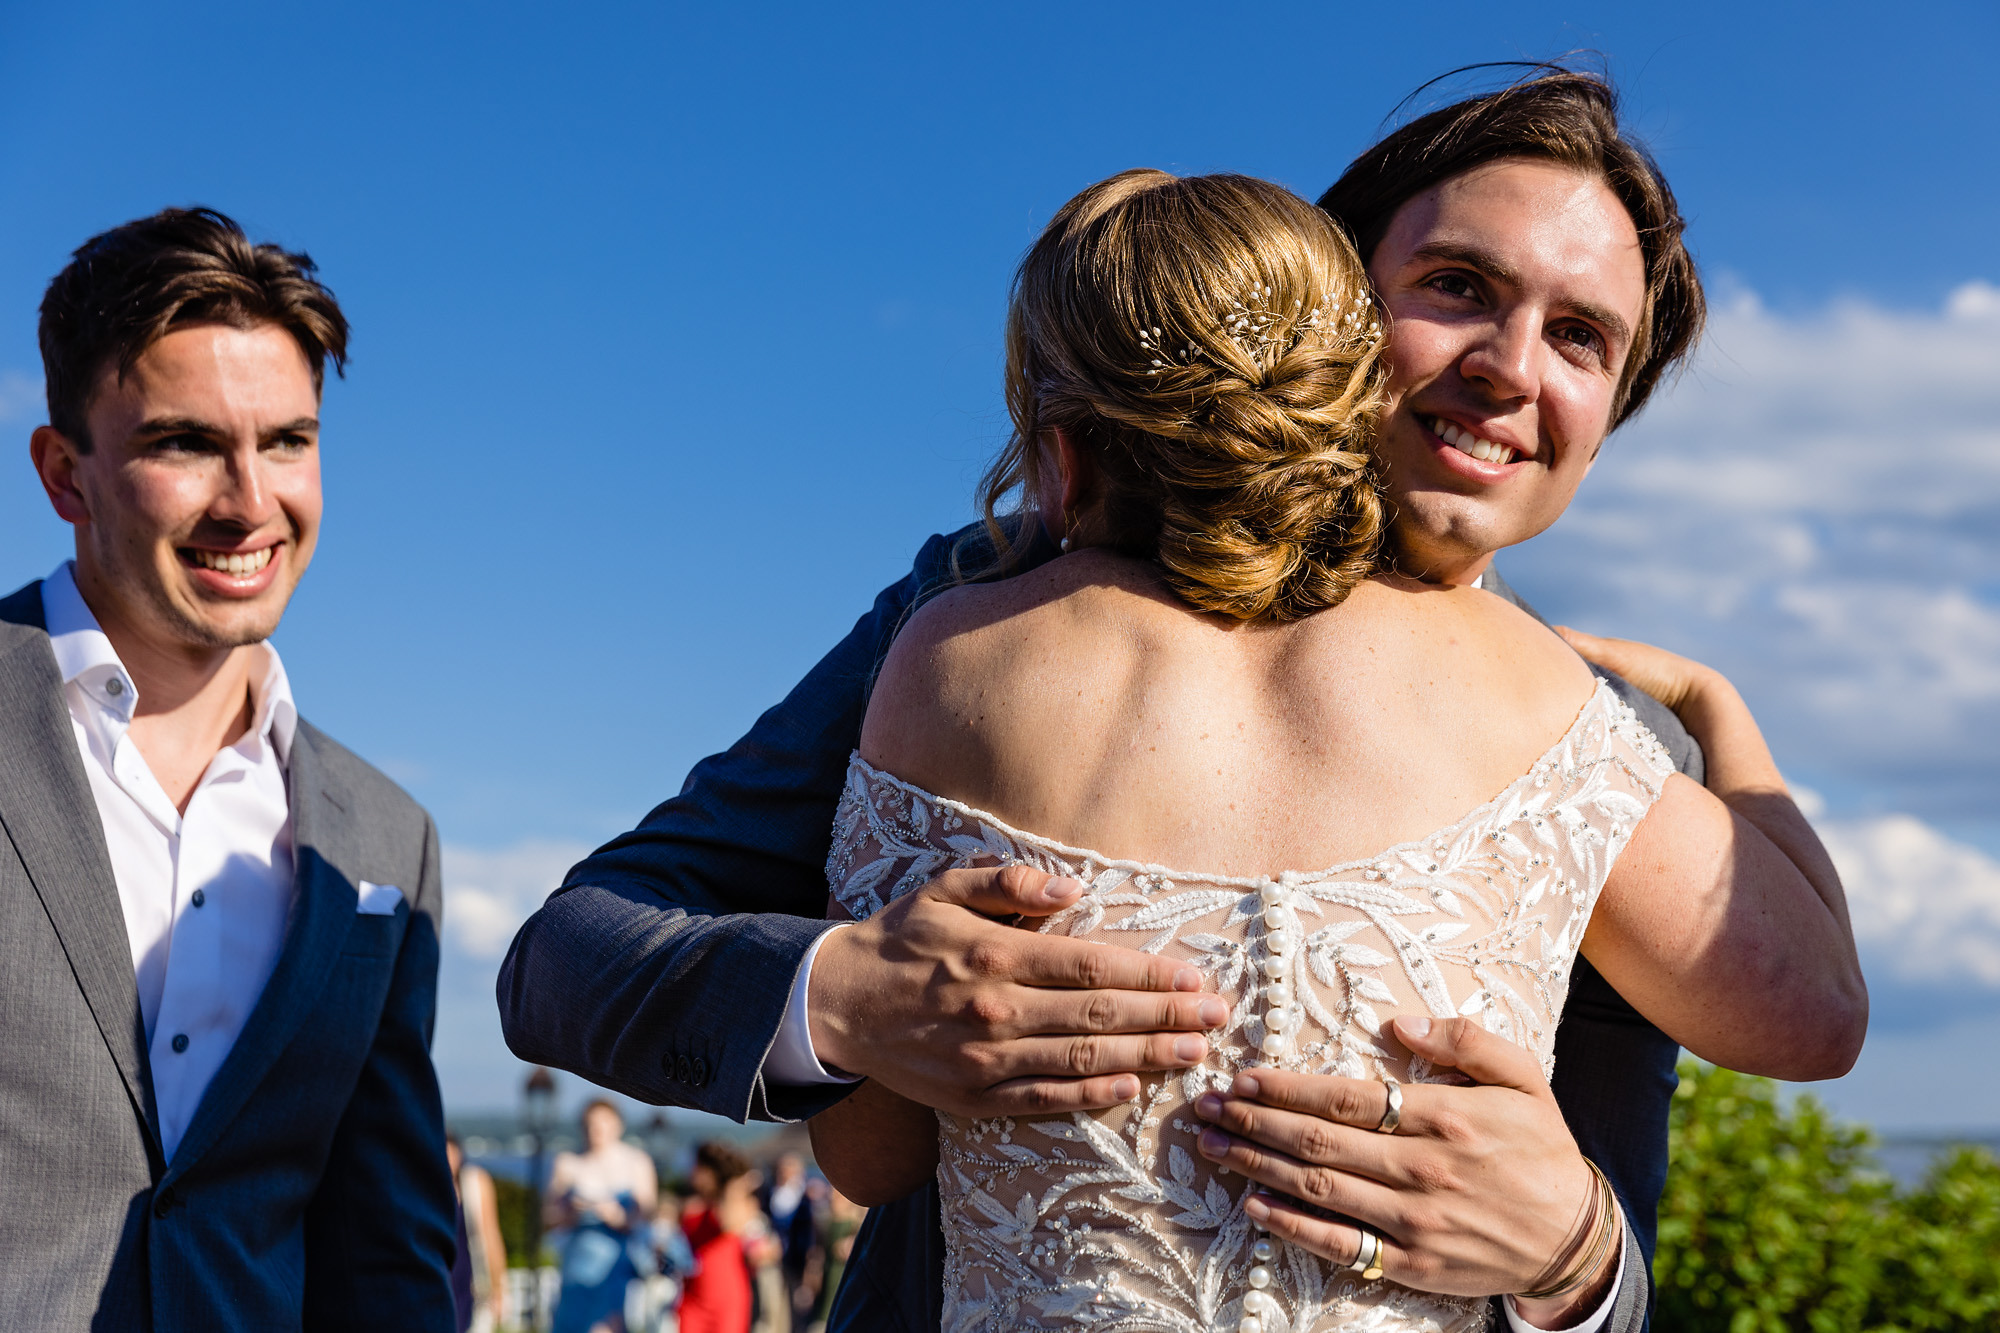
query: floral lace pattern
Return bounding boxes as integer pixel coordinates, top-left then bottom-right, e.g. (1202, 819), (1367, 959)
(827, 680), (1675, 1332)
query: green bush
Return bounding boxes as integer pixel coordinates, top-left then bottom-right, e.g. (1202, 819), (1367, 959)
(1655, 1059), (2000, 1332)
(490, 1172), (541, 1268)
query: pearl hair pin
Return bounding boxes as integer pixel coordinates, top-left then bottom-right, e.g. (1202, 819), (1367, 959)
(1139, 281), (1380, 379)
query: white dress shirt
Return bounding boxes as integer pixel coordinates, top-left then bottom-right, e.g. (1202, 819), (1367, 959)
(42, 562), (298, 1160)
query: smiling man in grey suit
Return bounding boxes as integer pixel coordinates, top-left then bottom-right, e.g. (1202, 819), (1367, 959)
(0, 208), (455, 1330)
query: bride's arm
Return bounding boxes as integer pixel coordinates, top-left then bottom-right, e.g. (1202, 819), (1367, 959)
(1564, 629), (1867, 1080)
(808, 1079), (940, 1206)
(806, 896), (941, 1206)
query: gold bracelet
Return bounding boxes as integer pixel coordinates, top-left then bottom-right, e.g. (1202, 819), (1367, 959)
(1518, 1159), (1621, 1302)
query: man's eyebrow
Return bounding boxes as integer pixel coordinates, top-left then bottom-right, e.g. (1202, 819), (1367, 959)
(1406, 241), (1633, 351)
(1410, 241), (1521, 287)
(131, 415), (320, 439)
(132, 415), (225, 437)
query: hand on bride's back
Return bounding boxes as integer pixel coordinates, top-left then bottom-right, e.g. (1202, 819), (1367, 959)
(1193, 1015), (1621, 1327)
(809, 863), (1228, 1117)
(1555, 625), (1715, 715)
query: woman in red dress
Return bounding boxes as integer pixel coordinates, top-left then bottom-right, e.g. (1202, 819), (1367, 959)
(676, 1142), (757, 1333)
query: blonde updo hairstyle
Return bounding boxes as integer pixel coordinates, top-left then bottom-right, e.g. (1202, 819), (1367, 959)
(972, 169), (1390, 623)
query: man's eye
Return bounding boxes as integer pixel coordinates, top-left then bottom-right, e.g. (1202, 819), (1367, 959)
(1426, 272), (1478, 300)
(1555, 325), (1606, 359)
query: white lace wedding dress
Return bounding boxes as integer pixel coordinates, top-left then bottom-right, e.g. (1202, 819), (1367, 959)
(826, 679), (1676, 1333)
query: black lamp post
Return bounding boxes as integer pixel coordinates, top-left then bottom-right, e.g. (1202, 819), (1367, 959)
(521, 1066), (558, 1329)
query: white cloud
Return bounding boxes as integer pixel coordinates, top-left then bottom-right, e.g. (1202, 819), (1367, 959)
(1817, 814), (2000, 989)
(434, 838), (594, 1109)
(1510, 281), (2000, 811)
(442, 838), (593, 959)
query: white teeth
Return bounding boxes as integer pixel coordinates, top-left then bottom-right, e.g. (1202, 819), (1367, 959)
(1431, 417), (1516, 466)
(192, 547), (273, 575)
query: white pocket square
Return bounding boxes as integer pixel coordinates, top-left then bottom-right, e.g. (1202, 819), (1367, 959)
(356, 881), (404, 915)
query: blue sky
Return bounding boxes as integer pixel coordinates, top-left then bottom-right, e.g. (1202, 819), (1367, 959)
(2, 1), (1996, 1130)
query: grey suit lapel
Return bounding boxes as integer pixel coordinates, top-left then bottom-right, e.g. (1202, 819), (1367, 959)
(0, 582), (163, 1169)
(165, 724), (359, 1173)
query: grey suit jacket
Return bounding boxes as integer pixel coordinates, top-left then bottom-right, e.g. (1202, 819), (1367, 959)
(0, 581), (457, 1332)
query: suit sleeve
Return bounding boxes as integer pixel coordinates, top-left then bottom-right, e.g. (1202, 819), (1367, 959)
(498, 536), (964, 1124)
(302, 814), (457, 1332)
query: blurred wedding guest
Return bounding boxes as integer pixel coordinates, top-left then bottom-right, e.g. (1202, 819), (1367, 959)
(744, 1201), (790, 1333)
(0, 207), (454, 1329)
(677, 1142), (758, 1333)
(806, 1191), (866, 1332)
(757, 1152), (817, 1311)
(547, 1099), (659, 1333)
(447, 1132), (509, 1333)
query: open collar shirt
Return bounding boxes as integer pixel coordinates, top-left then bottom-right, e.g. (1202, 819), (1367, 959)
(41, 561), (299, 1161)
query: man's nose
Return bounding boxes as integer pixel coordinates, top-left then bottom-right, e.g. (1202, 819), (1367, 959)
(210, 442), (279, 528)
(1458, 309), (1542, 405)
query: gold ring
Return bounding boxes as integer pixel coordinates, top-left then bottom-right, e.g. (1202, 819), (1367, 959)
(1374, 1078), (1402, 1135)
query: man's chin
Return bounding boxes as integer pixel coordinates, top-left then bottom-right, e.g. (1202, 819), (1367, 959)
(157, 590), (292, 651)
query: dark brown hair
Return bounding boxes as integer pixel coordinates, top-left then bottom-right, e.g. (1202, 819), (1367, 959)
(38, 206), (349, 450)
(972, 170), (1389, 622)
(693, 1140), (752, 1186)
(1319, 67), (1703, 428)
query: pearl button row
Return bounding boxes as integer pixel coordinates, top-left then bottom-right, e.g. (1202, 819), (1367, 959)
(1241, 880), (1295, 1332)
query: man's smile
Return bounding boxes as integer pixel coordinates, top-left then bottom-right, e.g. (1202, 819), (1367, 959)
(178, 541), (286, 596)
(1414, 412), (1536, 483)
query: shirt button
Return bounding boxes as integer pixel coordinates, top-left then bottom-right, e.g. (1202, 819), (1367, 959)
(105, 677), (124, 697)
(171, 1034), (189, 1054)
(191, 889), (206, 908)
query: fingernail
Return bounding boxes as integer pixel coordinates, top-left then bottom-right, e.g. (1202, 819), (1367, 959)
(1174, 1035), (1207, 1063)
(1398, 1017), (1431, 1040)
(1245, 1194), (1271, 1222)
(1197, 999), (1227, 1027)
(1195, 1093), (1223, 1120)
(1042, 877), (1082, 903)
(1198, 1128), (1229, 1159)
(1111, 1076), (1139, 1100)
(1172, 967), (1202, 992)
(1232, 1072), (1260, 1097)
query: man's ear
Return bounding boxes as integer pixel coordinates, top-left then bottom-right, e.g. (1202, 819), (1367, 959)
(29, 425), (92, 526)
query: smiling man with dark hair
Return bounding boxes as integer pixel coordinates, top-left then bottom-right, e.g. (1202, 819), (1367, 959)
(0, 207), (456, 1331)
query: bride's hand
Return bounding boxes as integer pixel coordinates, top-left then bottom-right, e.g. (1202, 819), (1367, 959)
(1554, 624), (1717, 716)
(1191, 1016), (1620, 1327)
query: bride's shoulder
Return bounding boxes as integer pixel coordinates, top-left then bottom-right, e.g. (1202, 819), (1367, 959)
(889, 550), (1163, 668)
(1337, 574), (1594, 702)
(863, 552), (1158, 770)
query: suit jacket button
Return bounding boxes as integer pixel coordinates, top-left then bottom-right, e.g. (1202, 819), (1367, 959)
(691, 1057), (709, 1087)
(676, 1056), (692, 1083)
(153, 1187), (176, 1218)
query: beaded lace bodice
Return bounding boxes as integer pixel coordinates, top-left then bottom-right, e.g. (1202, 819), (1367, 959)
(826, 679), (1675, 1333)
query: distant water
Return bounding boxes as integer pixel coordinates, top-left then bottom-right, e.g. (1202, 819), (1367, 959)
(1875, 1135), (2000, 1188)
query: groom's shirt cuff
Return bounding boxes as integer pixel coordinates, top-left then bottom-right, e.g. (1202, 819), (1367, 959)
(1502, 1231), (1626, 1333)
(764, 924), (864, 1087)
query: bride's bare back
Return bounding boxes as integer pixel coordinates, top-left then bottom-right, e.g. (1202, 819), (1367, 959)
(862, 553), (1597, 877)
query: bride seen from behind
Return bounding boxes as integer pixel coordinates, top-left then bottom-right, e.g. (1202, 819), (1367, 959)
(810, 169), (1863, 1332)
